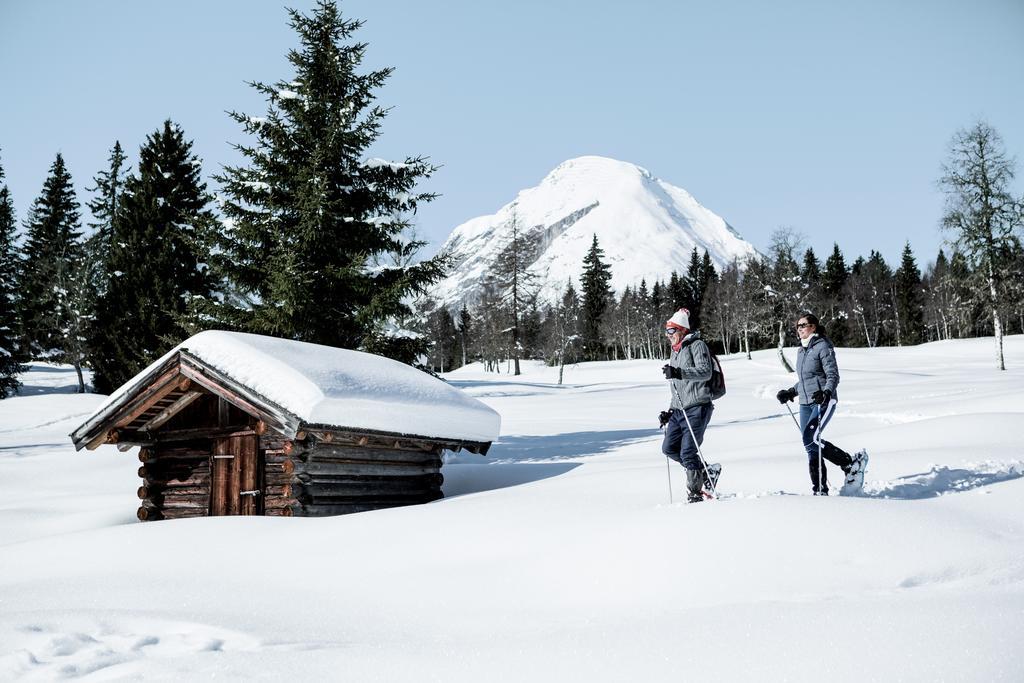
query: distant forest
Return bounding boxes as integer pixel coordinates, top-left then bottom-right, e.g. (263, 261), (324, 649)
(421, 219), (1024, 379)
(1, 2), (1021, 399)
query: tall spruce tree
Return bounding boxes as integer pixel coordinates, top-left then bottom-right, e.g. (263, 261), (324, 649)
(579, 234), (613, 360)
(208, 1), (447, 361)
(684, 248), (702, 314)
(893, 242), (925, 345)
(821, 243), (849, 345)
(0, 152), (25, 396)
(457, 303), (472, 367)
(91, 121), (216, 393)
(83, 141), (128, 301)
(17, 153), (83, 362)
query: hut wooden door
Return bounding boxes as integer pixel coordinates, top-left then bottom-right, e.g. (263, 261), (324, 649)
(211, 433), (261, 515)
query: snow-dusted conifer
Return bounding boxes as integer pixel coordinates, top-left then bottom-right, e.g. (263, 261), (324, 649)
(91, 121), (216, 393)
(457, 303), (472, 367)
(208, 0), (448, 359)
(17, 154), (83, 363)
(0, 153), (25, 397)
(821, 244), (849, 345)
(579, 234), (612, 360)
(83, 141), (128, 300)
(893, 242), (925, 346)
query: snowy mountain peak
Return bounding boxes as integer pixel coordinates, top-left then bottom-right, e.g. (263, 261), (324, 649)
(430, 155), (759, 309)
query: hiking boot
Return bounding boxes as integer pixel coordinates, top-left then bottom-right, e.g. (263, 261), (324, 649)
(840, 449), (869, 496)
(686, 469), (704, 503)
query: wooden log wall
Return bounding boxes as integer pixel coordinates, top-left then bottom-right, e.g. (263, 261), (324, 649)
(136, 445), (211, 521)
(262, 431), (445, 517)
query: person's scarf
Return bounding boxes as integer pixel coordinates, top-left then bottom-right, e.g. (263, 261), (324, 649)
(801, 333), (819, 348)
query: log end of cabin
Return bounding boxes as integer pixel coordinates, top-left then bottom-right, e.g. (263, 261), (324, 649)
(137, 506), (159, 521)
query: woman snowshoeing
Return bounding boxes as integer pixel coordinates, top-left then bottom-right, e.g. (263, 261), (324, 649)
(776, 312), (868, 495)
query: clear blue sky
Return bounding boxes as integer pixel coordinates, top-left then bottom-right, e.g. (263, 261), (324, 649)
(1, 0), (1022, 268)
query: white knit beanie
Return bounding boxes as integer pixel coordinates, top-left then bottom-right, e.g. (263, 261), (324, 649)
(666, 308), (690, 331)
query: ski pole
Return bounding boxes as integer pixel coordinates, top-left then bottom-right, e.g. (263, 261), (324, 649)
(816, 404), (825, 493)
(658, 418), (675, 504)
(665, 453), (674, 504)
(787, 401), (828, 494)
(784, 402), (801, 430)
(669, 382), (718, 499)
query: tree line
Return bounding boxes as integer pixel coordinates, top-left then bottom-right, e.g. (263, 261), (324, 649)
(420, 123), (1024, 378)
(0, 1), (1020, 397)
(0, 1), (446, 397)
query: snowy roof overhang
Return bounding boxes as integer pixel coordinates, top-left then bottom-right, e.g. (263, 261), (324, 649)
(70, 331), (500, 453)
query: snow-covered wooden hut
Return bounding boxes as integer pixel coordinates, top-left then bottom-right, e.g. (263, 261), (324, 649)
(70, 331), (500, 521)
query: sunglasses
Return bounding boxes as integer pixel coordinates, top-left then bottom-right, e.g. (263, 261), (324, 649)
(665, 328), (680, 335)
(795, 323), (811, 329)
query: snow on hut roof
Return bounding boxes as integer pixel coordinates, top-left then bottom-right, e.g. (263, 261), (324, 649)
(82, 330), (500, 444)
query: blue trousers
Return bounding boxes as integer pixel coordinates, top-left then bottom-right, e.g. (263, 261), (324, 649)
(662, 403), (714, 470)
(799, 400), (853, 492)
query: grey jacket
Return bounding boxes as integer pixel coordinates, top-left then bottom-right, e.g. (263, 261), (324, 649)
(790, 334), (840, 405)
(668, 331), (713, 410)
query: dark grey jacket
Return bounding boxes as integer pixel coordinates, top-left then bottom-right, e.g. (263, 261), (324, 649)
(668, 331), (713, 410)
(790, 334), (840, 405)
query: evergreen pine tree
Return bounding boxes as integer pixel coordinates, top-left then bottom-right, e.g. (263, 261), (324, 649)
(650, 280), (667, 356)
(894, 242), (925, 345)
(684, 248), (702, 312)
(83, 141), (128, 301)
(17, 153), (83, 362)
(579, 234), (613, 360)
(208, 0), (448, 361)
(0, 152), (25, 396)
(667, 271), (686, 314)
(700, 250), (718, 291)
(685, 248), (718, 326)
(91, 121), (216, 393)
(821, 243), (849, 345)
(457, 303), (472, 367)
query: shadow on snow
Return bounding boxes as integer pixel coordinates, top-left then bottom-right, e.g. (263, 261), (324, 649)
(440, 427), (658, 498)
(459, 428), (658, 464)
(863, 462), (1024, 500)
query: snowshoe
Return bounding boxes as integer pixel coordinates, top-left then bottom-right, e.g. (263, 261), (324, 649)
(702, 463), (722, 498)
(840, 449), (869, 496)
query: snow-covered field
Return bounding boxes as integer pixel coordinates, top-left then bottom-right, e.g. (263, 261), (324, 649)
(1, 337), (1023, 681)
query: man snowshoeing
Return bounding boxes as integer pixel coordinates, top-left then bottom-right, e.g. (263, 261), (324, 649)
(776, 311), (868, 495)
(659, 308), (721, 503)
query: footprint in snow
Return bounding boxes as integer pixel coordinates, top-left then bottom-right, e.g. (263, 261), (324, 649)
(0, 618), (329, 681)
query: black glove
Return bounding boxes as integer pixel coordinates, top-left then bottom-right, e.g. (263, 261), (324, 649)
(812, 389), (832, 405)
(662, 364), (681, 380)
(776, 388), (797, 404)
(658, 410), (672, 428)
